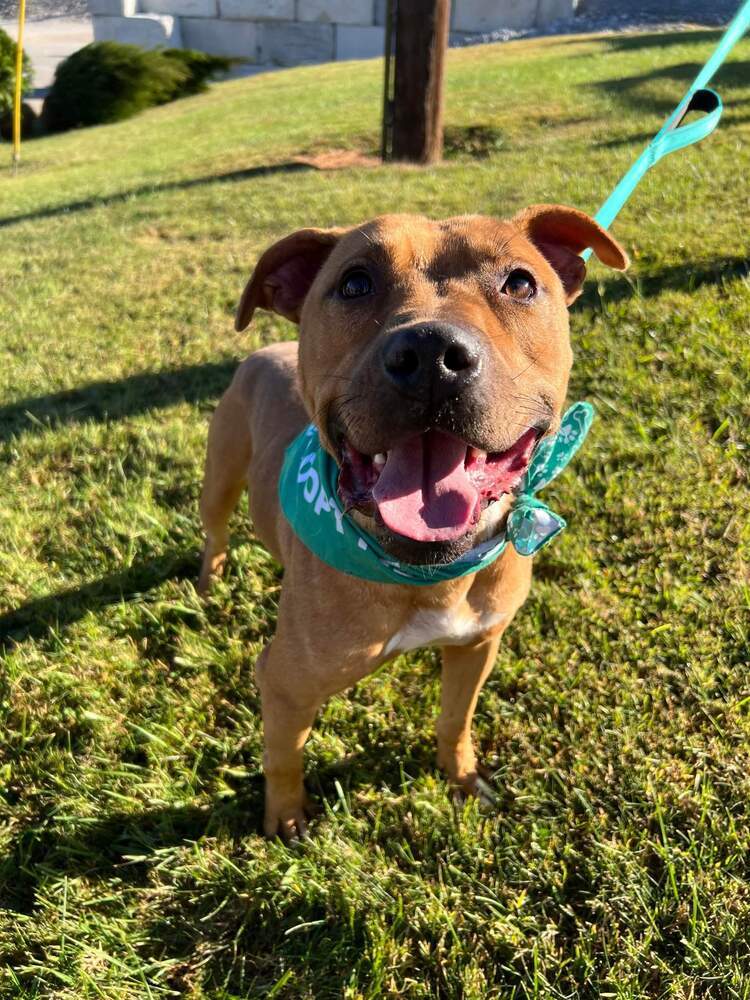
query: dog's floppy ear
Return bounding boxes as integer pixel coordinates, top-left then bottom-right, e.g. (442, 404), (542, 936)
(512, 204), (629, 305)
(235, 228), (342, 331)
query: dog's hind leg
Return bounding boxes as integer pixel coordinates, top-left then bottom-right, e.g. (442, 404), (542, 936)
(198, 387), (252, 594)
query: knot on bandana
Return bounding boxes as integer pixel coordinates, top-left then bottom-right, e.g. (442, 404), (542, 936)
(278, 401), (594, 585)
(506, 400), (594, 557)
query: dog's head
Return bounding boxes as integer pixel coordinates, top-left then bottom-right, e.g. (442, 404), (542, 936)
(237, 209), (628, 564)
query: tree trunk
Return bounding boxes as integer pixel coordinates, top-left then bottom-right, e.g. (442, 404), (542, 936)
(391, 0), (451, 164)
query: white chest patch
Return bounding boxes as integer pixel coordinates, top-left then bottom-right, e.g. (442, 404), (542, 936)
(384, 606), (507, 657)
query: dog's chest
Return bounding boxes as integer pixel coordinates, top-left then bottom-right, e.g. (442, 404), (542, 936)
(384, 604), (506, 657)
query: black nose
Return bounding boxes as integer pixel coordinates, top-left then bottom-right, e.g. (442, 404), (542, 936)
(381, 323), (483, 399)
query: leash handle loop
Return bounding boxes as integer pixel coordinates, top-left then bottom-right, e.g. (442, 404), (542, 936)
(590, 88), (723, 240)
(581, 0), (750, 259)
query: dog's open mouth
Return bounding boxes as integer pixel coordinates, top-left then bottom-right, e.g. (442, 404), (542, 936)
(338, 427), (539, 544)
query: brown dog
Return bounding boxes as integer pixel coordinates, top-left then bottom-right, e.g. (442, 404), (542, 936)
(199, 208), (627, 839)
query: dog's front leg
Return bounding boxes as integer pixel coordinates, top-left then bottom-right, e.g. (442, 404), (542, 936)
(256, 642), (322, 840)
(255, 604), (381, 840)
(436, 634), (503, 801)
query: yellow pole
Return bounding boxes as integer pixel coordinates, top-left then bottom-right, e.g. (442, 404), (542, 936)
(12, 0), (27, 171)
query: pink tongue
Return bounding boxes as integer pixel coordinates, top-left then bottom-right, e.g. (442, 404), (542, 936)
(372, 429), (478, 542)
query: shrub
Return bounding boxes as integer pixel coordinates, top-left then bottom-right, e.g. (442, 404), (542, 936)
(161, 48), (232, 97)
(42, 41), (231, 133)
(43, 42), (181, 132)
(0, 101), (37, 140)
(0, 27), (33, 117)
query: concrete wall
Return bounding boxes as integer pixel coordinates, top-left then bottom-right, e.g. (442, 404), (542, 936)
(89, 0), (578, 65)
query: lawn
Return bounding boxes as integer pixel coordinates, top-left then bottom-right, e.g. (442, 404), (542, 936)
(1, 25), (750, 999)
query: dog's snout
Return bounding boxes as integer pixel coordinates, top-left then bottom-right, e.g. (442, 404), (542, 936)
(381, 323), (483, 399)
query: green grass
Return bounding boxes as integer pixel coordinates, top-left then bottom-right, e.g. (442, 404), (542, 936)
(1, 26), (750, 998)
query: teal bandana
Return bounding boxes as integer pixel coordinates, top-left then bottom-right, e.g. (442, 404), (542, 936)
(278, 402), (594, 586)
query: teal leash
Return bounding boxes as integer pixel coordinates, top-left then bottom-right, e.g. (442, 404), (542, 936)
(582, 0), (750, 259)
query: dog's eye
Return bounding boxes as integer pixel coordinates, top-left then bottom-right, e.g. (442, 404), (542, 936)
(339, 268), (373, 299)
(501, 269), (536, 301)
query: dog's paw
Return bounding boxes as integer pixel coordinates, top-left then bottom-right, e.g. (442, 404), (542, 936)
(264, 790), (317, 842)
(450, 764), (498, 808)
(439, 745), (498, 808)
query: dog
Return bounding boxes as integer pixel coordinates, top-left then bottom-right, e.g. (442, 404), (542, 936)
(199, 207), (628, 840)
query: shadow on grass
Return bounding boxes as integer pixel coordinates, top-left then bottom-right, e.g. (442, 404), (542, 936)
(578, 254), (750, 309)
(0, 358), (236, 447)
(600, 29), (724, 53)
(2, 729), (420, 907)
(314, 718), (437, 801)
(560, 29), (724, 51)
(589, 57), (750, 118)
(0, 713), (427, 981)
(0, 161), (313, 230)
(1, 793), (264, 914)
(595, 110), (750, 148)
(1, 788), (373, 994)
(1, 726), (430, 994)
(0, 548), (198, 647)
(1, 727), (424, 898)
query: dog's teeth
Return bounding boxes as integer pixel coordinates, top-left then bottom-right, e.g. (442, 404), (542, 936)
(373, 453), (386, 469)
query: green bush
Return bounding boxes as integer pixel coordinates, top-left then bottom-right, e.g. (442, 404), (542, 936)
(0, 101), (37, 140)
(0, 27), (33, 117)
(42, 42), (231, 133)
(161, 48), (233, 97)
(42, 42), (182, 132)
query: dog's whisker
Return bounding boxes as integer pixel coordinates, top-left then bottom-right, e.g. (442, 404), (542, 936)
(312, 391), (358, 432)
(509, 359), (537, 382)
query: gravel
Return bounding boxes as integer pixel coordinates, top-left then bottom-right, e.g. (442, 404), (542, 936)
(578, 0), (739, 26)
(0, 0), (87, 19)
(452, 1), (740, 48)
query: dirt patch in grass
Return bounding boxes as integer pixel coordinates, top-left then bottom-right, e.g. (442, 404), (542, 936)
(294, 148), (381, 170)
(444, 123), (507, 158)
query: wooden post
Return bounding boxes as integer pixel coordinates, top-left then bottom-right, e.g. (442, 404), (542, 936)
(391, 0), (451, 165)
